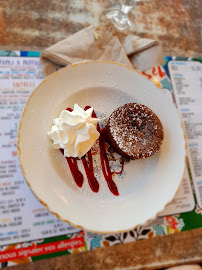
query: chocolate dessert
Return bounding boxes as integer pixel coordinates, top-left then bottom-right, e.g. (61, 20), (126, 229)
(106, 103), (164, 159)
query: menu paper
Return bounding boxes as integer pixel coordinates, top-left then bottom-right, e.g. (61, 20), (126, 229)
(0, 54), (201, 264)
(0, 57), (79, 246)
(142, 65), (195, 217)
(168, 61), (202, 209)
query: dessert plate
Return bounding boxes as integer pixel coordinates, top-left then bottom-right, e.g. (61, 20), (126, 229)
(18, 61), (186, 233)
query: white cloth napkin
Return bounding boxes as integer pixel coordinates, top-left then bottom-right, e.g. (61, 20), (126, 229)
(40, 20), (164, 77)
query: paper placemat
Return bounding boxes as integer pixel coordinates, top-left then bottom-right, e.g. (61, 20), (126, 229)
(0, 51), (201, 268)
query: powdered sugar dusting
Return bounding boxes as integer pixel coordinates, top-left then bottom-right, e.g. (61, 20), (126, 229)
(107, 103), (164, 159)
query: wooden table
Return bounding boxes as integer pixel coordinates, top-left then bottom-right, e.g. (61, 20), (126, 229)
(5, 229), (202, 270)
(0, 0), (201, 269)
(0, 0), (202, 57)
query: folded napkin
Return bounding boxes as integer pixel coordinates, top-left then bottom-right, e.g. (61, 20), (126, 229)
(40, 20), (164, 77)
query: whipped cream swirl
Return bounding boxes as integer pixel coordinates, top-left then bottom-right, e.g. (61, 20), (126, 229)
(48, 104), (100, 158)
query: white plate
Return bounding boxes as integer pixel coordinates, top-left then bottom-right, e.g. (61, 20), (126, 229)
(18, 61), (186, 233)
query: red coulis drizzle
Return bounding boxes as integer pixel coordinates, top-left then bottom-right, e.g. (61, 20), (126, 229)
(98, 128), (119, 196)
(85, 106), (119, 196)
(81, 152), (99, 193)
(82, 106), (99, 193)
(115, 159), (124, 175)
(61, 106), (119, 196)
(60, 149), (84, 187)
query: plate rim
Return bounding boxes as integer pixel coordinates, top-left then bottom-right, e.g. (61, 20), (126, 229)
(17, 60), (186, 233)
